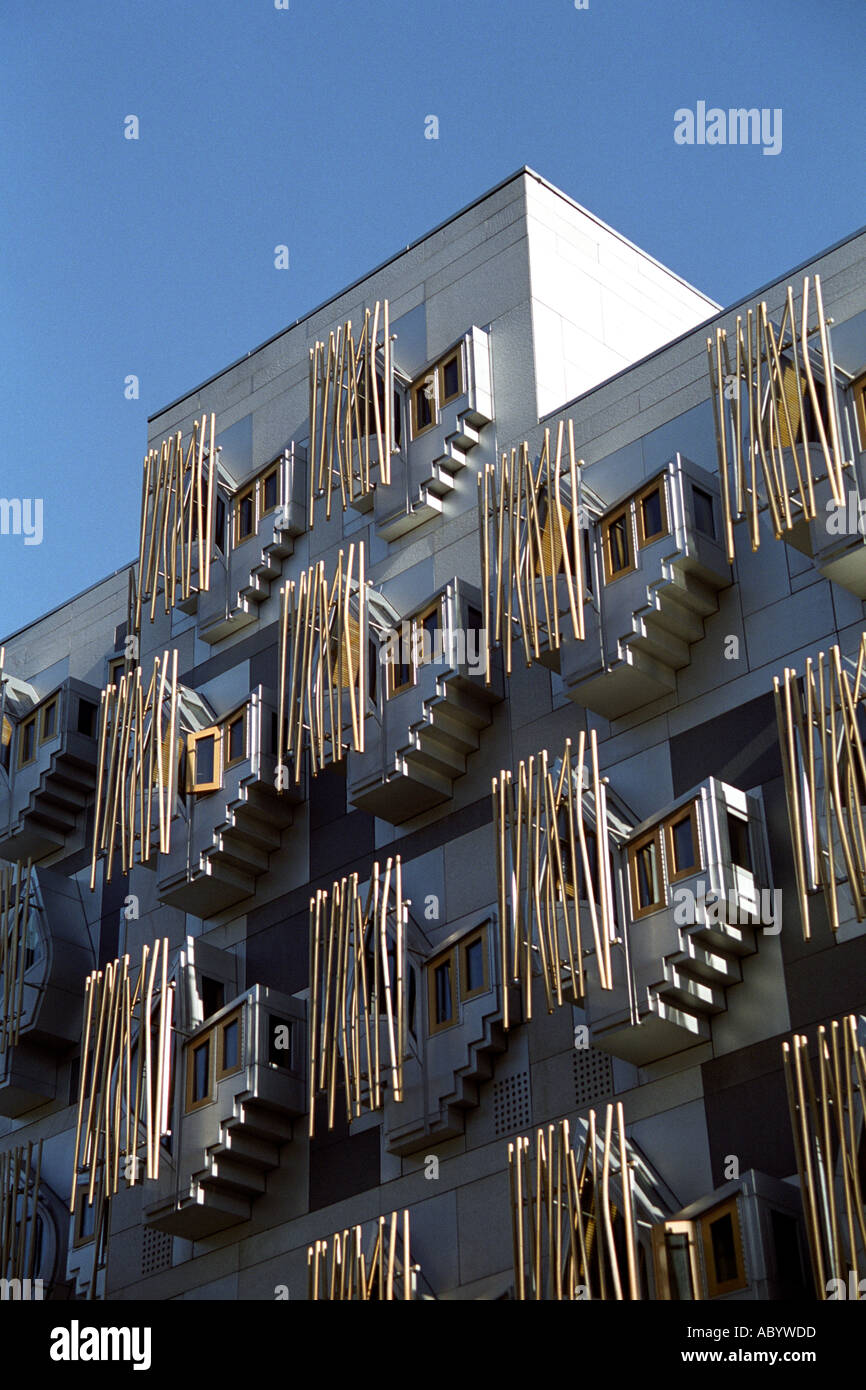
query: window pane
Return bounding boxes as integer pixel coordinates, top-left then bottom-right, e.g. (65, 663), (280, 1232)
(77, 700), (97, 737)
(693, 487), (715, 538)
(464, 939), (484, 993)
(42, 700), (57, 739)
(263, 470), (278, 512)
(441, 355), (460, 400)
(665, 1233), (694, 1300)
(709, 1212), (738, 1284)
(196, 734), (216, 785)
(238, 492), (254, 537)
(201, 977), (224, 1019)
(434, 961), (452, 1024)
(414, 383), (434, 431)
(227, 716), (245, 763)
(608, 515), (630, 573)
(641, 489), (663, 539)
(670, 815), (696, 873)
(268, 1015), (292, 1068)
(215, 497), (227, 553)
(222, 1019), (239, 1072)
(636, 841), (659, 908)
(193, 1041), (210, 1102)
(22, 722), (35, 762)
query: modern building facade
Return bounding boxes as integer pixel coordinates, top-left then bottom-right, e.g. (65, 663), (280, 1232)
(2, 167), (866, 1302)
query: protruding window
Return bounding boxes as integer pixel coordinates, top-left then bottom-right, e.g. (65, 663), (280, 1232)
(637, 482), (667, 547)
(439, 350), (462, 405)
(602, 506), (634, 582)
(726, 811), (752, 872)
(187, 1037), (212, 1111)
(188, 728), (222, 794)
(235, 487), (255, 544)
(224, 710), (246, 768)
(629, 829), (663, 917)
(665, 804), (700, 881)
(428, 950), (456, 1034)
(18, 715), (37, 768)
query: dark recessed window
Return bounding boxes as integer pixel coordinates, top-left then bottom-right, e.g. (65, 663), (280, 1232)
(40, 697), (59, 743)
(236, 488), (254, 543)
(412, 378), (435, 436)
(727, 812), (752, 872)
(708, 1212), (738, 1285)
(604, 509), (632, 580)
(462, 937), (485, 995)
(201, 977), (224, 1020)
(268, 1015), (292, 1068)
(435, 961), (452, 1023)
(19, 717), (36, 767)
(215, 496), (227, 554)
(77, 699), (98, 737)
(692, 487), (716, 539)
(664, 1232), (695, 1301)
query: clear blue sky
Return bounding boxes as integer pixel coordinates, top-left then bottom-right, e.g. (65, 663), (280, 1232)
(1, 0), (864, 637)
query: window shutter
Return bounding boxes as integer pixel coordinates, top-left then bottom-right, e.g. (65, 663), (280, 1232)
(777, 363), (803, 448)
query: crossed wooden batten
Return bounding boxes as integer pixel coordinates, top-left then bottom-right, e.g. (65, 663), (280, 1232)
(782, 1013), (866, 1299)
(773, 633), (866, 938)
(308, 856), (407, 1136)
(69, 939), (173, 1244)
(134, 413), (218, 632)
(89, 651), (179, 886)
(707, 274), (850, 564)
(307, 1208), (414, 1300)
(478, 419), (586, 680)
(493, 730), (615, 1030)
(308, 301), (393, 529)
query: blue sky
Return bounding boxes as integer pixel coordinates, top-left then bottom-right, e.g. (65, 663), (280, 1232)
(1, 0), (864, 636)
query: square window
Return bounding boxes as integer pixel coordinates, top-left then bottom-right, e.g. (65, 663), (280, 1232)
(40, 696), (59, 743)
(460, 933), (487, 999)
(428, 950), (456, 1034)
(412, 375), (436, 436)
(665, 805), (700, 881)
(692, 487), (716, 539)
(224, 711), (246, 767)
(259, 467), (279, 516)
(602, 507), (634, 582)
(18, 716), (36, 768)
(629, 830), (663, 917)
(235, 487), (255, 544)
(439, 351), (462, 404)
(637, 483), (667, 546)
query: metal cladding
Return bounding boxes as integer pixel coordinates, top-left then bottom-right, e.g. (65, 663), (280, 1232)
(0, 859), (34, 1054)
(773, 635), (866, 937)
(308, 1209), (413, 1301)
(90, 652), (179, 884)
(70, 940), (173, 1233)
(309, 857), (406, 1135)
(308, 301), (392, 527)
(782, 1014), (866, 1298)
(134, 413), (217, 631)
(708, 275), (849, 562)
(0, 1139), (42, 1286)
(493, 731), (614, 1029)
(278, 543), (366, 779)
(508, 1107), (642, 1301)
(478, 420), (585, 679)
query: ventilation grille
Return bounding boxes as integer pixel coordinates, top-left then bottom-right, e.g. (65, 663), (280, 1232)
(573, 1047), (613, 1109)
(142, 1226), (173, 1277)
(493, 1070), (532, 1137)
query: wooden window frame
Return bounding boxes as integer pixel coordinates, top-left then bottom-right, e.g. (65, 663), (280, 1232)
(459, 929), (488, 1002)
(652, 1220), (702, 1301)
(413, 598), (443, 669)
(73, 1180), (104, 1249)
(258, 465), (280, 517)
(636, 479), (669, 548)
(223, 709), (247, 770)
(39, 695), (60, 745)
(602, 504), (636, 584)
(664, 802), (701, 883)
(438, 348), (463, 406)
(108, 656), (126, 689)
(215, 1006), (244, 1081)
(428, 948), (457, 1035)
(628, 827), (665, 919)
(852, 372), (866, 451)
(185, 1034), (214, 1113)
(234, 485), (256, 545)
(187, 726), (222, 794)
(18, 714), (37, 769)
(411, 373), (438, 439)
(700, 1196), (748, 1298)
